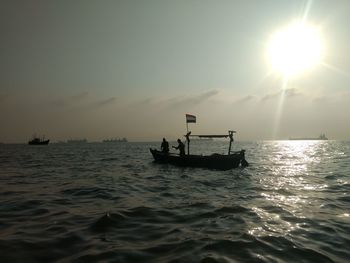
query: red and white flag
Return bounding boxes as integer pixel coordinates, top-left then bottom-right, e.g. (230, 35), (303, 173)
(186, 114), (196, 123)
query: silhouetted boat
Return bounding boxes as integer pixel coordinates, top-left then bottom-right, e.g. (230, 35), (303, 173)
(289, 134), (328, 140)
(28, 137), (50, 145)
(150, 130), (248, 170)
(102, 137), (128, 143)
(150, 148), (247, 170)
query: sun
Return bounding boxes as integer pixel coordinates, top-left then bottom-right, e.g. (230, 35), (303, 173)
(267, 21), (323, 78)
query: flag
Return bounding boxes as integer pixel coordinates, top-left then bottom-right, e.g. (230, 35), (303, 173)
(186, 114), (196, 123)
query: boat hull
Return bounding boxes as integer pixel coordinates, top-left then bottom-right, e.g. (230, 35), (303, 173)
(28, 140), (50, 145)
(150, 148), (247, 170)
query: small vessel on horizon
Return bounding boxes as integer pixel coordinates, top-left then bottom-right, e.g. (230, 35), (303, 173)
(28, 136), (50, 145)
(102, 137), (128, 143)
(289, 134), (328, 140)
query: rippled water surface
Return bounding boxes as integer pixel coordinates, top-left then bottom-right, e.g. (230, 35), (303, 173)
(0, 141), (349, 262)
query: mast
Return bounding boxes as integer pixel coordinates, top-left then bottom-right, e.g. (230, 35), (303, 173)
(186, 121), (189, 155)
(228, 130), (234, 154)
(185, 132), (191, 155)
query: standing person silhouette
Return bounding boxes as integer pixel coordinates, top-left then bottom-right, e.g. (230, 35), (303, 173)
(173, 139), (185, 156)
(160, 138), (169, 154)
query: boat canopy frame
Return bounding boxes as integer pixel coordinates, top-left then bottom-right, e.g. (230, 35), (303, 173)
(184, 130), (236, 155)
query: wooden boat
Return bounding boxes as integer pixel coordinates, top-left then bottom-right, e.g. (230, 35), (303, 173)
(150, 148), (247, 170)
(150, 130), (248, 170)
(28, 137), (50, 145)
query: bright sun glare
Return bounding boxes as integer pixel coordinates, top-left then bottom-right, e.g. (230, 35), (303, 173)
(267, 21), (323, 77)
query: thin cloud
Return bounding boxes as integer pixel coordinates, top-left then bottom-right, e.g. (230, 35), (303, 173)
(73, 96), (118, 111)
(71, 91), (89, 101)
(235, 95), (255, 104)
(168, 90), (219, 108)
(285, 88), (302, 98)
(133, 90), (220, 109)
(49, 93), (117, 111)
(137, 97), (158, 106)
(50, 91), (89, 108)
(261, 92), (278, 102)
(96, 97), (117, 107)
(261, 88), (302, 102)
(51, 98), (66, 107)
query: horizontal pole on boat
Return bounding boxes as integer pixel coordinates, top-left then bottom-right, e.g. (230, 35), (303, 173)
(189, 134), (235, 138)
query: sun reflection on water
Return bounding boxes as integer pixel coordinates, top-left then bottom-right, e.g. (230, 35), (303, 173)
(261, 140), (325, 188)
(248, 140), (331, 237)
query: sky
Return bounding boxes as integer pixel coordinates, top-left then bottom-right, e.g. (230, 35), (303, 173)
(1, 0), (349, 142)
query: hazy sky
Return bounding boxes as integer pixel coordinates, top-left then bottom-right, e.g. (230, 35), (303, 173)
(1, 0), (349, 142)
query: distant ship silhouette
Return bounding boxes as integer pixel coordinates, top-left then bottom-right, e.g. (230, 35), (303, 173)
(102, 138), (128, 143)
(289, 134), (328, 140)
(28, 136), (50, 145)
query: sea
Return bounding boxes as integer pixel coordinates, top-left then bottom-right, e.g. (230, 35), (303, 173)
(0, 140), (349, 263)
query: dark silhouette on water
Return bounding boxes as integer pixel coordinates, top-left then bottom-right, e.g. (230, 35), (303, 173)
(151, 131), (248, 170)
(102, 137), (128, 143)
(172, 139), (186, 156)
(28, 136), (49, 145)
(150, 148), (247, 170)
(160, 138), (169, 154)
(289, 133), (328, 140)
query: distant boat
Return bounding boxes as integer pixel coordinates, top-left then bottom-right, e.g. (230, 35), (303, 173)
(289, 134), (328, 140)
(102, 137), (128, 143)
(67, 139), (87, 144)
(28, 137), (50, 145)
(150, 130), (248, 170)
